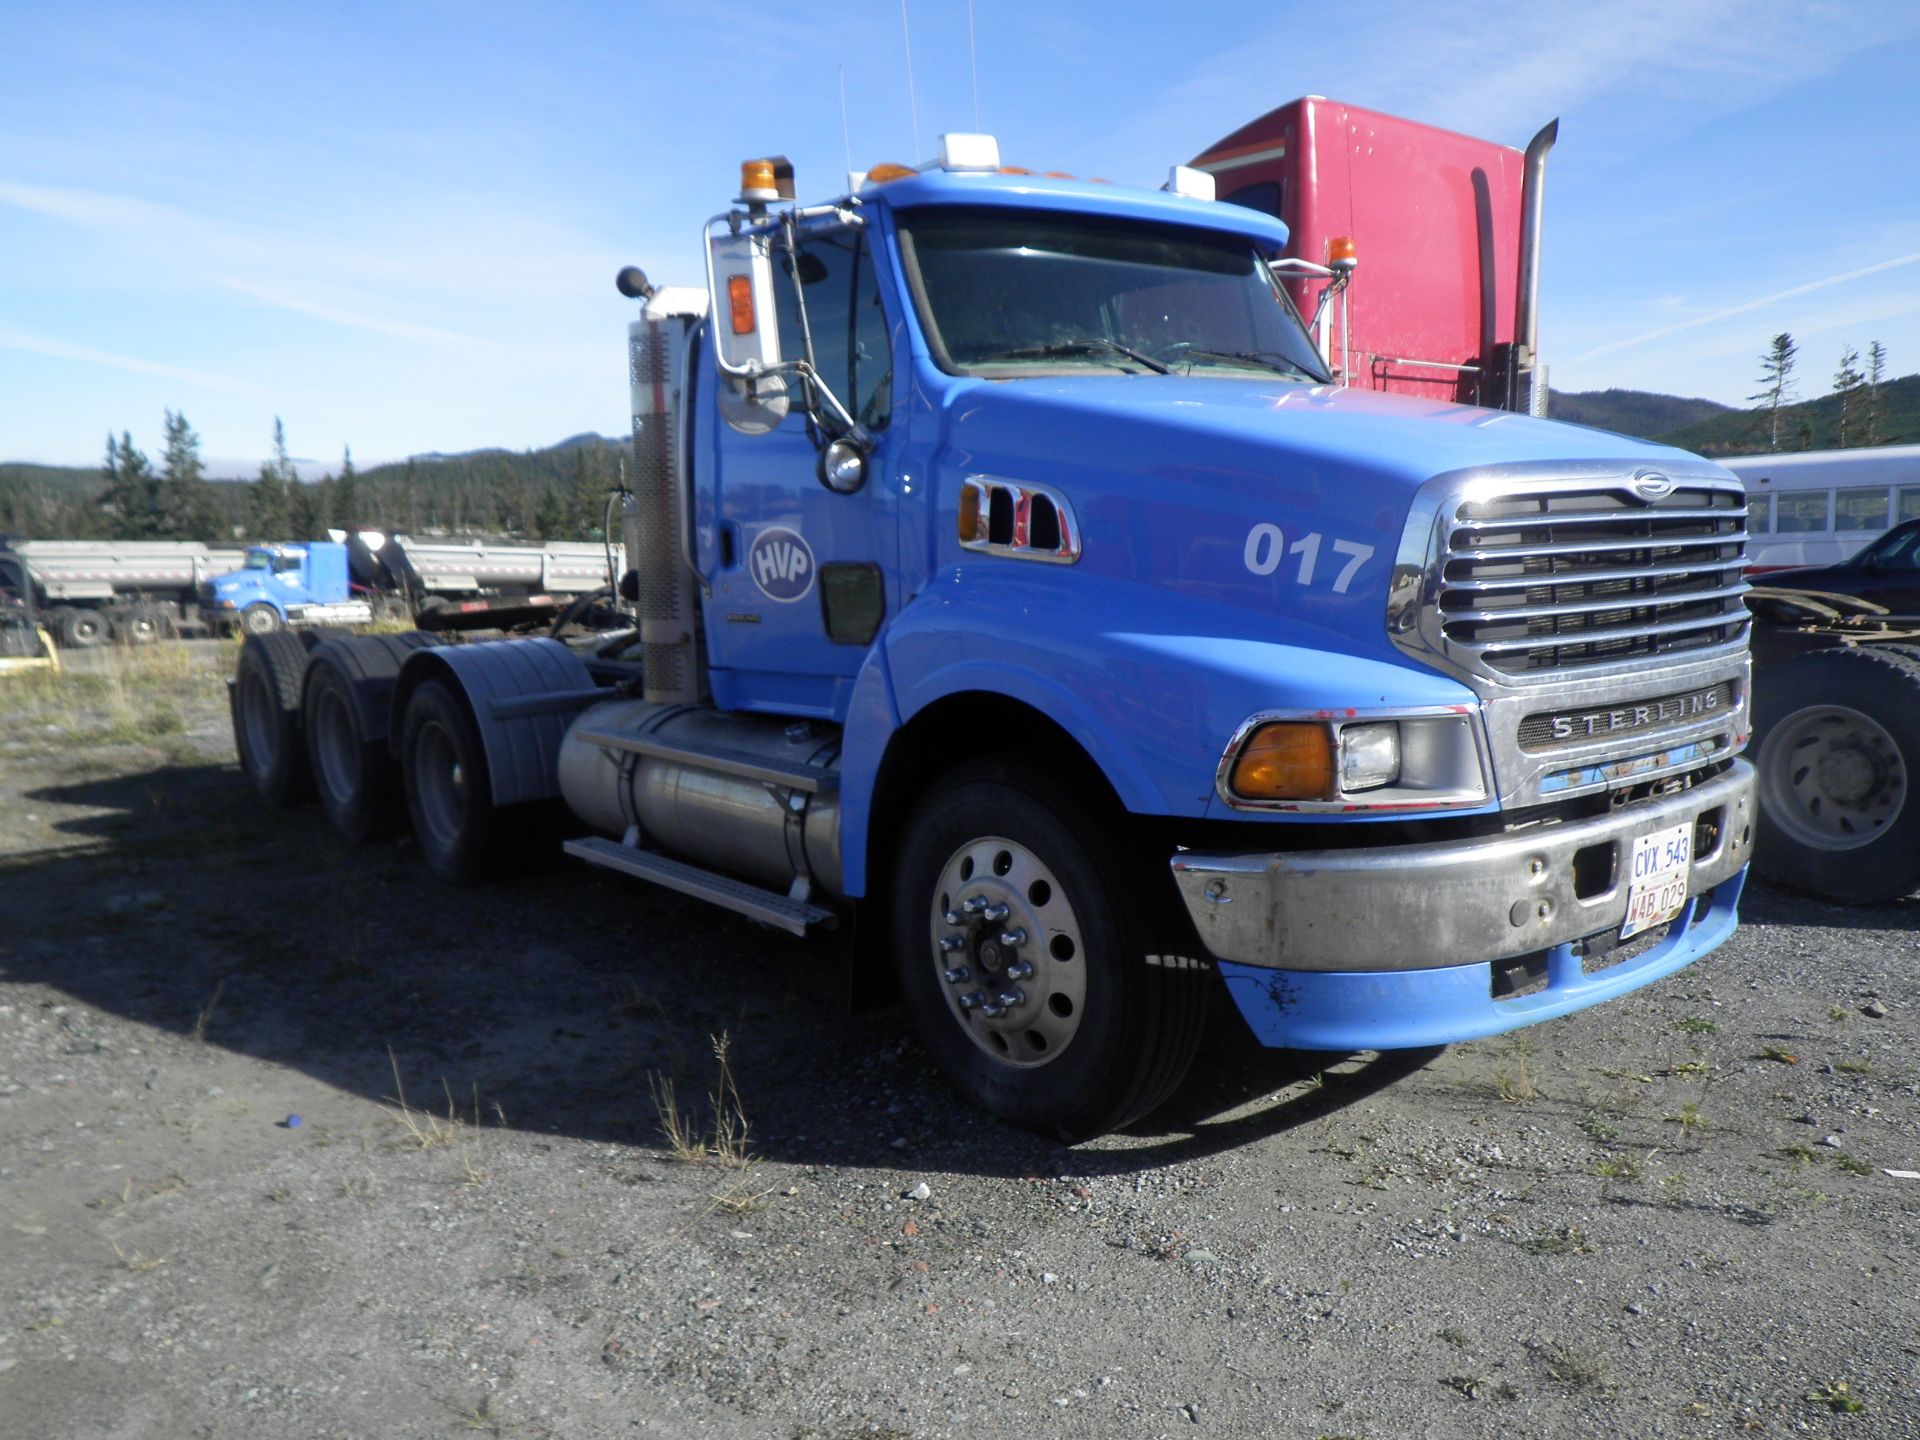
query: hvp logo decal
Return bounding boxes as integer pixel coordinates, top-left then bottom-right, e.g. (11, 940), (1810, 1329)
(748, 526), (815, 603)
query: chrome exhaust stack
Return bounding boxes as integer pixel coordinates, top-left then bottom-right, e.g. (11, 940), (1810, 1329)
(1510, 118), (1558, 416)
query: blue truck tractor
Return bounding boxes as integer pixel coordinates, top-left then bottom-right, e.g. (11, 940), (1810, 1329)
(230, 132), (1754, 1136)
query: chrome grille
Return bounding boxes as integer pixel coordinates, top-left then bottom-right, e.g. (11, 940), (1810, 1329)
(1437, 483), (1748, 675)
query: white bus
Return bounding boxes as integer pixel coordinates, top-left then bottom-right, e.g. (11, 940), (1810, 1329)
(1720, 444), (1920, 570)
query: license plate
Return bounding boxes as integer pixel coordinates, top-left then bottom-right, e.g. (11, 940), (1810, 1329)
(1621, 822), (1692, 940)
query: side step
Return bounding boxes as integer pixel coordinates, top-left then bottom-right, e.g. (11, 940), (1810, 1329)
(564, 837), (836, 936)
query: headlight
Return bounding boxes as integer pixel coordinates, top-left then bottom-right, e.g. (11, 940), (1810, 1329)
(1220, 708), (1490, 812)
(1338, 722), (1401, 792)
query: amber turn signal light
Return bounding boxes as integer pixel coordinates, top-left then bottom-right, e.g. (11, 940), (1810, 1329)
(1229, 722), (1335, 801)
(727, 275), (755, 335)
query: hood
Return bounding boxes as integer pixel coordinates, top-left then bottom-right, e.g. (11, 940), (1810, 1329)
(936, 376), (1710, 664)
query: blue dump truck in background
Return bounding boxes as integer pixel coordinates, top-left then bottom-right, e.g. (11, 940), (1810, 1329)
(204, 533), (615, 636)
(230, 121), (1755, 1137)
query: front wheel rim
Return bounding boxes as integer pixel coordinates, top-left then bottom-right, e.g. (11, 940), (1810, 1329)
(927, 835), (1088, 1068)
(1761, 703), (1908, 850)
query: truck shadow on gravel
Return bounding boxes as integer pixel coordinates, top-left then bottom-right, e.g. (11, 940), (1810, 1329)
(11, 758), (1470, 1177)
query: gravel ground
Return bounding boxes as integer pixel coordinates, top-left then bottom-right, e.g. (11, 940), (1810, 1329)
(3, 646), (1918, 1438)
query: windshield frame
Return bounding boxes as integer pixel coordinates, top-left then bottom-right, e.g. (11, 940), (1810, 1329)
(893, 205), (1331, 385)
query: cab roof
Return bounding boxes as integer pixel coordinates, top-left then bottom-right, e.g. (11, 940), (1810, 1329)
(852, 166), (1292, 251)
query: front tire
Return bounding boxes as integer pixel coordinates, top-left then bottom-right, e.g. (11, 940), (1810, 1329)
(1753, 645), (1920, 903)
(240, 603), (283, 636)
(891, 760), (1207, 1139)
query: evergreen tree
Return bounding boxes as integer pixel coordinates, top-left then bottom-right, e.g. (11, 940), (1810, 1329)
(532, 481), (570, 540)
(314, 474), (336, 536)
(247, 417), (295, 539)
(1750, 333), (1798, 452)
(157, 409), (223, 539)
(287, 480), (319, 540)
(1832, 346), (1864, 448)
(1865, 341), (1889, 446)
(102, 430), (158, 537)
(334, 446), (361, 529)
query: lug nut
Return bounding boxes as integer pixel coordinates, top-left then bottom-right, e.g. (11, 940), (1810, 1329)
(1005, 959), (1035, 980)
(980, 998), (1006, 1018)
(962, 896), (989, 916)
(939, 933), (966, 953)
(995, 988), (1025, 1010)
(958, 991), (985, 1011)
(997, 927), (1027, 948)
(943, 909), (964, 927)
(944, 965), (972, 985)
(981, 902), (1011, 923)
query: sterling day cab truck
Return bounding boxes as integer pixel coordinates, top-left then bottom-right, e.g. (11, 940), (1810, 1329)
(204, 533), (615, 636)
(231, 110), (1755, 1137)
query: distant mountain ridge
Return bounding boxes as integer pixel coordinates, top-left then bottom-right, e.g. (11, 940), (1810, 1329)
(1547, 389), (1732, 439)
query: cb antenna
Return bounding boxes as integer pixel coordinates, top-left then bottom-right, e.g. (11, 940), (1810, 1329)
(968, 0), (980, 131)
(839, 64), (852, 178)
(899, 0), (921, 158)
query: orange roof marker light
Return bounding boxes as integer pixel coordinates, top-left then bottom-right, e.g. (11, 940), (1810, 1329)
(1327, 235), (1359, 273)
(864, 162), (917, 186)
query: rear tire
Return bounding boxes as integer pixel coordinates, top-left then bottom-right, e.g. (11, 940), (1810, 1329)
(890, 759), (1208, 1139)
(55, 607), (107, 649)
(233, 631), (316, 805)
(401, 678), (524, 883)
(1753, 645), (1920, 903)
(113, 604), (167, 645)
(303, 633), (442, 842)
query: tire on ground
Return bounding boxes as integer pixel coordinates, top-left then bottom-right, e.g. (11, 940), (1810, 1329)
(233, 630), (317, 805)
(890, 758), (1208, 1139)
(399, 677), (558, 883)
(302, 632), (442, 842)
(1752, 644), (1920, 904)
(240, 603), (282, 636)
(113, 603), (167, 645)
(55, 606), (108, 649)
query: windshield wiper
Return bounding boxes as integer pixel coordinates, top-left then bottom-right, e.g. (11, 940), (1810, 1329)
(974, 338), (1171, 374)
(1170, 346), (1324, 381)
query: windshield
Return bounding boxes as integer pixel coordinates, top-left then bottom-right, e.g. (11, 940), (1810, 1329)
(896, 207), (1331, 383)
(245, 550), (272, 570)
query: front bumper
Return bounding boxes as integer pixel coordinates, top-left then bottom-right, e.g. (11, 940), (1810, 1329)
(1171, 758), (1752, 971)
(1213, 868), (1744, 1051)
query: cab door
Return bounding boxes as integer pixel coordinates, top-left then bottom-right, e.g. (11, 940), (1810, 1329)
(703, 222), (901, 720)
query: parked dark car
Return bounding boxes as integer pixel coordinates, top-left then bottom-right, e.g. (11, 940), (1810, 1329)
(1768, 518), (1920, 615)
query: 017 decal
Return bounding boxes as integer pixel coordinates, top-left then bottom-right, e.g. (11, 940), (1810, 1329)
(1242, 523), (1374, 594)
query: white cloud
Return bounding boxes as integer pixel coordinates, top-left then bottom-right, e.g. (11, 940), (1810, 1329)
(0, 322), (263, 396)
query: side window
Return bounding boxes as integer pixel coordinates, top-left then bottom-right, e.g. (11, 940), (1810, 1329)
(1221, 180), (1283, 220)
(773, 229), (893, 430)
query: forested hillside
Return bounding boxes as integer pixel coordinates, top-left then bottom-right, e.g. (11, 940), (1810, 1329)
(0, 430), (629, 544)
(1547, 388), (1731, 439)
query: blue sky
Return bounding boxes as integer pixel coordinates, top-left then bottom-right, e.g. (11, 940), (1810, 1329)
(3, 0), (1918, 473)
